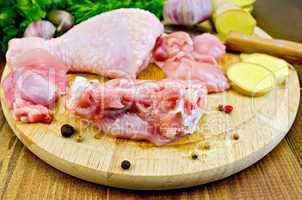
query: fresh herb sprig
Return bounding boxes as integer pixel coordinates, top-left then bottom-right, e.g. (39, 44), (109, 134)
(0, 0), (66, 53)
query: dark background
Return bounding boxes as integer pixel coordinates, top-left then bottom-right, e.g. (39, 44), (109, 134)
(254, 0), (302, 42)
(254, 0), (302, 79)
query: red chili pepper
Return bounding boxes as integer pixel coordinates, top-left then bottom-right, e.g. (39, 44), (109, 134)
(224, 105), (233, 114)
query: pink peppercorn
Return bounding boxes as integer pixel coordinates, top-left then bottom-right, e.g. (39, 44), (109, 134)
(224, 105), (233, 114)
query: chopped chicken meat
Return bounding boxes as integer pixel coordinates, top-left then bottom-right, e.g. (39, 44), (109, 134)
(66, 77), (207, 145)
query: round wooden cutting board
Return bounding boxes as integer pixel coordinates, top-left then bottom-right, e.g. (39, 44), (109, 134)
(0, 53), (300, 190)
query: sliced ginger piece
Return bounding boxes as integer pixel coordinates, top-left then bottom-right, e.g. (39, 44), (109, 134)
(227, 62), (275, 96)
(213, 2), (256, 41)
(213, 0), (255, 8)
(240, 53), (289, 83)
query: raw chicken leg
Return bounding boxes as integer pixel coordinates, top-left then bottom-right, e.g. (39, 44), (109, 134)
(6, 9), (164, 78)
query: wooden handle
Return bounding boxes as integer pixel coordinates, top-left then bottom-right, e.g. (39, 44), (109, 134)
(225, 32), (302, 64)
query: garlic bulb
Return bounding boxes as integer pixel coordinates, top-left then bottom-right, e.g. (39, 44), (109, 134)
(24, 20), (56, 39)
(164, 0), (213, 26)
(47, 10), (74, 33)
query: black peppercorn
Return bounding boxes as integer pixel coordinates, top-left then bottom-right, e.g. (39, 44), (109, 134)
(201, 143), (210, 150)
(191, 153), (198, 160)
(218, 104), (224, 112)
(232, 133), (240, 140)
(121, 160), (131, 170)
(61, 124), (75, 138)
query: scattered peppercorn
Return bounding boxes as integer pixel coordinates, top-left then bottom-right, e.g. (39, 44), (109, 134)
(201, 143), (210, 150)
(76, 135), (84, 143)
(61, 124), (75, 138)
(218, 104), (224, 111)
(94, 133), (102, 139)
(121, 160), (131, 170)
(280, 80), (287, 89)
(224, 105), (233, 114)
(232, 133), (239, 140)
(191, 152), (198, 160)
(218, 104), (234, 114)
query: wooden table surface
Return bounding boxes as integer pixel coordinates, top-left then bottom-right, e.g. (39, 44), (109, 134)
(1, 0), (302, 199)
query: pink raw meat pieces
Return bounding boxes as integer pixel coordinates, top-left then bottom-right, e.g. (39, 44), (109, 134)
(2, 8), (230, 146)
(66, 77), (207, 145)
(3, 8), (163, 123)
(152, 32), (229, 93)
(2, 49), (69, 123)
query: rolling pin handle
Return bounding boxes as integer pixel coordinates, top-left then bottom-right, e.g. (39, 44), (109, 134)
(225, 32), (302, 64)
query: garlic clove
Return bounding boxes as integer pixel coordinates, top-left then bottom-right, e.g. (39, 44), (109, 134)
(24, 20), (56, 39)
(47, 10), (74, 33)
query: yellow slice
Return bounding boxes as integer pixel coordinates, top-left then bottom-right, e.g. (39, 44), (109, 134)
(213, 0), (255, 8)
(240, 53), (289, 83)
(213, 2), (257, 41)
(227, 62), (275, 96)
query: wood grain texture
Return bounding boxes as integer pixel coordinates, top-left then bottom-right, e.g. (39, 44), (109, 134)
(0, 50), (300, 191)
(0, 118), (301, 199)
